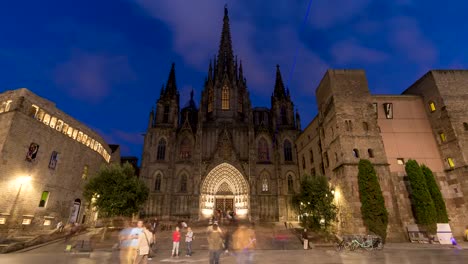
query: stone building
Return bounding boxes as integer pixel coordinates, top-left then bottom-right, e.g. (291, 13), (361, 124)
(297, 70), (468, 240)
(140, 7), (301, 221)
(0, 88), (114, 233)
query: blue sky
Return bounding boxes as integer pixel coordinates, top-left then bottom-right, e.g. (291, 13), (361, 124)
(1, 0), (466, 158)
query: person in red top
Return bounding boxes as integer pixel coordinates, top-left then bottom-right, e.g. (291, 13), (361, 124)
(172, 226), (181, 257)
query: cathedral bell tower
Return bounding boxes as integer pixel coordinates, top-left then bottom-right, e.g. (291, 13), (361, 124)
(271, 65), (296, 130)
(151, 63), (180, 128)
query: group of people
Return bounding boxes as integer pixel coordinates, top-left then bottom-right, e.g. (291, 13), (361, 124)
(170, 225), (194, 257)
(206, 222), (256, 264)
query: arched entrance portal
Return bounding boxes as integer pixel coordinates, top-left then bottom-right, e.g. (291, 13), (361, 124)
(200, 163), (249, 219)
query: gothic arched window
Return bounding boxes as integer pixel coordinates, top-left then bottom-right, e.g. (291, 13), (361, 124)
(208, 88), (214, 113)
(284, 139), (292, 161)
(180, 174), (187, 193)
(287, 175), (294, 194)
(157, 139), (166, 160)
(262, 177), (269, 192)
(257, 138), (269, 162)
(179, 137), (191, 159)
(155, 173), (162, 191)
(222, 85), (229, 110)
(281, 107), (287, 125)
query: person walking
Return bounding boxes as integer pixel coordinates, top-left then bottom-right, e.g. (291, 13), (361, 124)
(185, 227), (194, 257)
(207, 224), (224, 264)
(119, 221), (136, 264)
(134, 221), (154, 264)
(232, 225), (256, 264)
(150, 218), (159, 242)
(172, 226), (181, 257)
(56, 221), (64, 233)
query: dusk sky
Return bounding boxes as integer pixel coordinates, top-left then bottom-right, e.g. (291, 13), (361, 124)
(1, 0), (466, 159)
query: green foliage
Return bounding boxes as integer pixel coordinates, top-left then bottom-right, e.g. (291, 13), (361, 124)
(421, 165), (449, 223)
(292, 174), (337, 231)
(357, 159), (389, 241)
(83, 162), (149, 217)
(405, 160), (437, 233)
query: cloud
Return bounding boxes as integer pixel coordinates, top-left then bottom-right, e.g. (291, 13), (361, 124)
(387, 17), (438, 66)
(133, 1), (328, 98)
(330, 39), (389, 65)
(309, 0), (372, 29)
(54, 50), (135, 102)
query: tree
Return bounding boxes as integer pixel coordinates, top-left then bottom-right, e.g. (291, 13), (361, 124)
(405, 160), (437, 233)
(357, 159), (389, 241)
(84, 162), (149, 218)
(292, 174), (337, 231)
(421, 165), (449, 223)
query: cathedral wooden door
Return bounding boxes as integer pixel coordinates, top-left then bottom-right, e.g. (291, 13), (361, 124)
(215, 198), (234, 212)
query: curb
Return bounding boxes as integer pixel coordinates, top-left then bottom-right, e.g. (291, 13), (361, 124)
(9, 231), (93, 254)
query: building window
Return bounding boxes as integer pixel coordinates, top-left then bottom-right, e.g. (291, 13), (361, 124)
(363, 122), (369, 132)
(82, 165), (89, 179)
(324, 151), (329, 167)
(281, 107), (287, 125)
(179, 137), (191, 159)
(439, 132), (447, 143)
(38, 191), (50, 208)
(26, 143), (40, 162)
(447, 158), (455, 169)
(335, 152), (338, 162)
(222, 85), (229, 110)
(283, 140), (293, 161)
(309, 149), (314, 163)
(258, 138), (270, 162)
(429, 101), (436, 112)
(397, 158), (405, 165)
(180, 174), (187, 192)
(345, 120), (353, 131)
(262, 178), (269, 192)
(383, 103), (393, 119)
(373, 103), (378, 117)
(0, 100), (13, 113)
(320, 163), (325, 175)
(463, 122), (468, 131)
(208, 88), (214, 113)
(48, 151), (59, 169)
(43, 114), (51, 126)
(163, 105), (170, 123)
(368, 149), (374, 158)
(157, 139), (166, 160)
(287, 175), (294, 194)
(302, 156), (306, 169)
(0, 217), (5, 225)
(29, 105), (39, 118)
(56, 120), (63, 132)
(50, 117), (57, 129)
(155, 174), (162, 191)
(352, 149), (359, 158)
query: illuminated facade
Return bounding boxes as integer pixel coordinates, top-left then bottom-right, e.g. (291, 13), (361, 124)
(140, 7), (301, 221)
(0, 88), (113, 232)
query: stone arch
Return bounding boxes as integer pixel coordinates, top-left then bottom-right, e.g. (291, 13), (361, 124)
(152, 170), (164, 192)
(200, 162), (249, 218)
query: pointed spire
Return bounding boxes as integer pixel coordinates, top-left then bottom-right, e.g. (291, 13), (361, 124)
(160, 84), (165, 96)
(208, 60), (213, 81)
(238, 60), (244, 84)
(190, 89), (194, 101)
(217, 5), (234, 79)
(165, 63), (177, 97)
(273, 64), (286, 98)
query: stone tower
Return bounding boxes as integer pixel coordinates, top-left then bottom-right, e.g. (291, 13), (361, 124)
(315, 70), (402, 239)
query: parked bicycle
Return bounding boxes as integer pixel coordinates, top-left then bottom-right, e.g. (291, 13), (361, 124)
(335, 234), (384, 252)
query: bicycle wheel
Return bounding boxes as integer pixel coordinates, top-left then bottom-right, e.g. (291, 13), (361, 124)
(344, 241), (353, 251)
(335, 242), (344, 252)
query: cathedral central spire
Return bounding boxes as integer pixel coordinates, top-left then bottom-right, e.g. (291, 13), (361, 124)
(216, 5), (235, 79)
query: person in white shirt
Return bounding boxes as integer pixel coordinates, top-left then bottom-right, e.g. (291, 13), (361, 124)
(185, 227), (194, 257)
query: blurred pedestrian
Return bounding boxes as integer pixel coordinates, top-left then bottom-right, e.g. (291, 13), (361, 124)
(232, 225), (256, 264)
(207, 224), (224, 264)
(172, 226), (181, 257)
(134, 221), (153, 264)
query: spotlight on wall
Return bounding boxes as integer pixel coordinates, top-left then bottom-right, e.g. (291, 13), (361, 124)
(16, 176), (32, 185)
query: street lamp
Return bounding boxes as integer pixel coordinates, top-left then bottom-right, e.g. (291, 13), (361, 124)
(16, 176), (32, 185)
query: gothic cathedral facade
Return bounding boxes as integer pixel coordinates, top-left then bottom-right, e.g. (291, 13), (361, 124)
(139, 7), (301, 222)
